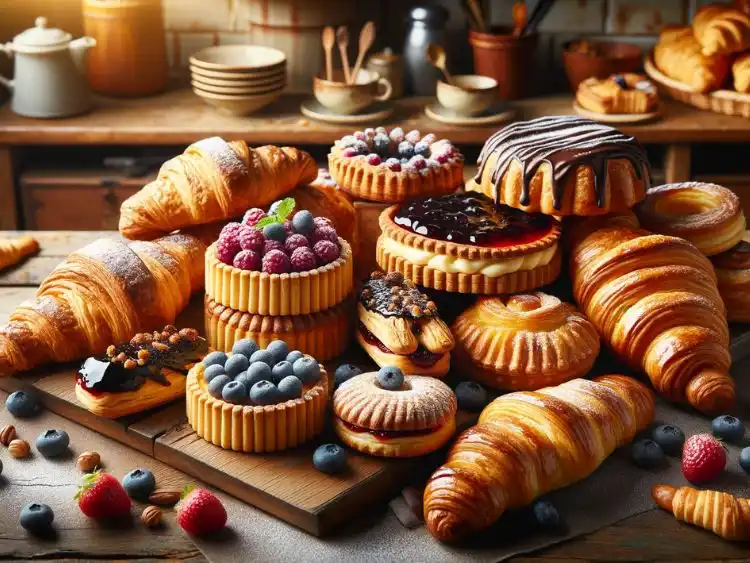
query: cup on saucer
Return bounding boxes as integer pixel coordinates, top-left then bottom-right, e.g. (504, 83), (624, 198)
(436, 75), (498, 117)
(313, 69), (392, 115)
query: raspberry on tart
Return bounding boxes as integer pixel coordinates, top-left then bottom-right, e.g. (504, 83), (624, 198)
(376, 192), (562, 294)
(328, 127), (464, 202)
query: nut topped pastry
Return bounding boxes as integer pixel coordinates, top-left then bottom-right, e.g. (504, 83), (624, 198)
(577, 73), (658, 114)
(357, 271), (454, 377)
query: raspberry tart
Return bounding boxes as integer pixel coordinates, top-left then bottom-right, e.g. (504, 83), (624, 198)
(205, 197), (353, 315)
(377, 192), (562, 294)
(328, 127), (464, 202)
(186, 338), (328, 453)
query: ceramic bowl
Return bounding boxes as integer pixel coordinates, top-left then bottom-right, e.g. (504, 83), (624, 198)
(190, 45), (286, 72)
(193, 88), (281, 116)
(191, 79), (285, 96)
(190, 72), (286, 88)
(189, 64), (286, 81)
(436, 75), (499, 116)
(563, 40), (642, 91)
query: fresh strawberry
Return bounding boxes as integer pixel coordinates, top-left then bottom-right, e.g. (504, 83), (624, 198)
(682, 433), (727, 484)
(176, 487), (227, 535)
(75, 471), (131, 518)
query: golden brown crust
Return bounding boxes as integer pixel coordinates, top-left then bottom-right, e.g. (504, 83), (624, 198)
(653, 28), (730, 93)
(693, 4), (750, 56)
(711, 231), (750, 322)
(0, 236), (39, 272)
(733, 52), (750, 93)
(355, 330), (451, 377)
(576, 73), (658, 114)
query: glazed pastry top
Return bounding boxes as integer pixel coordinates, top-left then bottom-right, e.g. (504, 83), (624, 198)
(359, 271), (436, 319)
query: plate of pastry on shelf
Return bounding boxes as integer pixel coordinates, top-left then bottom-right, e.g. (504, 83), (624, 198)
(573, 72), (661, 123)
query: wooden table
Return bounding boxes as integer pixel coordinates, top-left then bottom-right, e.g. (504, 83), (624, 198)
(0, 230), (747, 562)
(2, 90), (750, 228)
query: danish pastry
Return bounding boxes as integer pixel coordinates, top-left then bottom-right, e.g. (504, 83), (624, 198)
(711, 230), (750, 322)
(452, 293), (600, 391)
(467, 116), (651, 217)
(693, 4), (750, 56)
(576, 73), (658, 114)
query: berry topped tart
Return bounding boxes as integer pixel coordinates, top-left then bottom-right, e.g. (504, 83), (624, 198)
(576, 73), (658, 115)
(357, 271), (454, 377)
(376, 192), (561, 294)
(205, 197), (353, 316)
(328, 127), (464, 202)
(77, 326), (208, 418)
(186, 338), (328, 453)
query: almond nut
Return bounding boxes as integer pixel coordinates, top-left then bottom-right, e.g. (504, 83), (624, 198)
(76, 451), (101, 472)
(148, 488), (181, 505)
(9, 439), (30, 459)
(0, 424), (16, 446)
(141, 505), (163, 528)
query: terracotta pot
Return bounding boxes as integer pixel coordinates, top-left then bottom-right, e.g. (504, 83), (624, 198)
(468, 28), (537, 100)
(562, 40), (642, 92)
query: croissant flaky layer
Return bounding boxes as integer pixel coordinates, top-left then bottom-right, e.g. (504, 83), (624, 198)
(423, 375), (654, 542)
(568, 212), (733, 414)
(693, 4), (750, 56)
(0, 234), (205, 376)
(653, 27), (729, 93)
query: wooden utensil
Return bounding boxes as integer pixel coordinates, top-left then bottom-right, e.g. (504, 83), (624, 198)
(512, 0), (528, 37)
(522, 0), (556, 36)
(425, 43), (454, 85)
(459, 0), (482, 30)
(349, 21), (376, 85)
(322, 26), (335, 81)
(466, 0), (486, 32)
(336, 26), (352, 84)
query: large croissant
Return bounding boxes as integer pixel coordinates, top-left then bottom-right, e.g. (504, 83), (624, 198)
(568, 212), (733, 414)
(423, 375), (654, 542)
(653, 26), (729, 93)
(119, 138), (318, 240)
(693, 4), (750, 56)
(0, 234), (205, 376)
(653, 485), (750, 541)
(0, 236), (39, 271)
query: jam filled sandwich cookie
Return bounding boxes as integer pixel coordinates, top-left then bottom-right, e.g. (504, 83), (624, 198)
(186, 338), (328, 453)
(328, 127), (464, 202)
(377, 192), (561, 294)
(357, 271), (454, 377)
(77, 326), (207, 418)
(576, 73), (658, 115)
(333, 368), (457, 458)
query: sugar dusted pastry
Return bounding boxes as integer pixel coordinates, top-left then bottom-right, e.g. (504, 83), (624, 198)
(467, 116), (651, 217)
(711, 230), (750, 322)
(357, 271), (454, 377)
(0, 236), (39, 272)
(576, 73), (658, 114)
(377, 192), (561, 294)
(452, 293), (600, 391)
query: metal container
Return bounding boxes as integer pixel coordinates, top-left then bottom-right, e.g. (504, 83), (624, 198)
(366, 48), (404, 99)
(403, 5), (449, 96)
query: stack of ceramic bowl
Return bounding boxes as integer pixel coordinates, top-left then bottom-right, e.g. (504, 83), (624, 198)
(190, 45), (286, 116)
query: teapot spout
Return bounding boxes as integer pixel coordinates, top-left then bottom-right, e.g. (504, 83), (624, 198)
(68, 36), (96, 73)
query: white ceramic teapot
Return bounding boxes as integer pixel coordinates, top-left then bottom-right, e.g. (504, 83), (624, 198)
(0, 17), (96, 118)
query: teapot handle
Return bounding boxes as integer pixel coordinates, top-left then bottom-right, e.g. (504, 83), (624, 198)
(0, 43), (12, 91)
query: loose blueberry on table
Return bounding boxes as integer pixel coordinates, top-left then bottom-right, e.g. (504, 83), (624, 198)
(313, 443), (348, 475)
(532, 499), (561, 529)
(455, 381), (489, 412)
(711, 414), (745, 443)
(740, 447), (750, 473)
(631, 438), (664, 469)
(19, 503), (54, 535)
(35, 429), (70, 458)
(377, 366), (405, 391)
(651, 424), (685, 456)
(122, 468), (156, 500)
(6, 390), (40, 418)
(334, 363), (363, 388)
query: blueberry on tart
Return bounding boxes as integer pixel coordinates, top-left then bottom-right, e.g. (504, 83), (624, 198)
(577, 73), (658, 114)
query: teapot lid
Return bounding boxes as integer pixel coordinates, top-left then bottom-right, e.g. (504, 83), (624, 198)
(14, 17), (72, 48)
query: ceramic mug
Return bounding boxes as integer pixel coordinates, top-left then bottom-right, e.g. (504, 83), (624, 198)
(313, 69), (392, 114)
(436, 74), (498, 116)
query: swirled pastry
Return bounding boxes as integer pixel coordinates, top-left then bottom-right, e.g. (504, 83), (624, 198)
(693, 4), (750, 56)
(653, 27), (730, 93)
(576, 73), (658, 114)
(452, 293), (600, 391)
(711, 230), (750, 322)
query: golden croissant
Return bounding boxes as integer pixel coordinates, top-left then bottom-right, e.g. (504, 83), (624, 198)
(653, 485), (750, 541)
(0, 236), (39, 271)
(423, 375), (654, 542)
(119, 138), (318, 240)
(653, 26), (729, 93)
(693, 4), (750, 56)
(568, 212), (733, 414)
(0, 233), (205, 376)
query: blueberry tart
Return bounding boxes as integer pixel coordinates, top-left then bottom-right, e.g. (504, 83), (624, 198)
(577, 73), (658, 114)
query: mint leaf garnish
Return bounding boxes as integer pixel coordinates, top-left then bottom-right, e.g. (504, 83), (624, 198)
(255, 216), (278, 230)
(275, 197), (296, 221)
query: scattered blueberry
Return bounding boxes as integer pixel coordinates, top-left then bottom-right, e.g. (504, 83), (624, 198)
(202, 351), (227, 368)
(35, 430), (70, 458)
(313, 443), (348, 475)
(231, 338), (259, 358)
(334, 364), (362, 388)
(293, 357), (320, 384)
(0, 458), (3, 476)
(244, 362), (272, 387)
(712, 415), (745, 443)
(266, 340), (290, 364)
(455, 381), (488, 412)
(250, 380), (282, 406)
(631, 439), (664, 469)
(278, 375), (303, 399)
(377, 366), (404, 391)
(271, 361), (295, 383)
(292, 210), (315, 235)
(286, 350), (304, 364)
(224, 354), (249, 378)
(6, 390), (40, 418)
(651, 424), (685, 456)
(208, 374), (232, 399)
(222, 380), (247, 404)
(740, 447), (750, 473)
(250, 349), (274, 367)
(398, 141), (414, 159)
(263, 223), (287, 242)
(203, 363), (226, 383)
(532, 499), (560, 528)
(122, 468), (156, 500)
(373, 134), (390, 156)
(612, 74), (628, 89)
(19, 503), (54, 535)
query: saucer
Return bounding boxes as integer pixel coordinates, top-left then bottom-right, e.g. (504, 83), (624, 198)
(300, 99), (394, 124)
(572, 102), (661, 124)
(424, 102), (515, 126)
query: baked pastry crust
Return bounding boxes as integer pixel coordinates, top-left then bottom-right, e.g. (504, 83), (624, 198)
(0, 236), (39, 272)
(636, 182), (746, 256)
(653, 26), (730, 93)
(576, 73), (658, 114)
(693, 4), (750, 56)
(733, 52), (750, 93)
(452, 293), (600, 391)
(711, 230), (750, 322)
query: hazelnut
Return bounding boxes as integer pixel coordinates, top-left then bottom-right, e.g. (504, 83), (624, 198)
(422, 308), (433, 316)
(153, 342), (169, 352)
(426, 301), (437, 311)
(77, 451), (101, 472)
(137, 349), (151, 361)
(152, 331), (163, 341)
(164, 325), (177, 334)
(409, 305), (422, 317)
(179, 328), (199, 342)
(0, 424), (16, 446)
(106, 345), (116, 357)
(390, 286), (400, 296)
(385, 272), (404, 286)
(131, 332), (152, 346)
(124, 359), (137, 370)
(9, 439), (30, 459)
(168, 333), (181, 345)
(141, 505), (163, 528)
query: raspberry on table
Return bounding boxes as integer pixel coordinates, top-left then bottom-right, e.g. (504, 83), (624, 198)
(313, 240), (341, 265)
(263, 239), (285, 255)
(233, 249), (261, 271)
(242, 208), (266, 227)
(262, 249), (291, 274)
(366, 154), (382, 166)
(285, 234), (309, 254)
(310, 225), (339, 245)
(239, 226), (264, 252)
(290, 247), (318, 272)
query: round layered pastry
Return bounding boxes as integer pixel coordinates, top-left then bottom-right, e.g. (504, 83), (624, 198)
(205, 198), (353, 315)
(204, 296), (351, 360)
(328, 126), (464, 202)
(711, 230), (750, 322)
(77, 326), (207, 418)
(467, 115), (651, 216)
(377, 192), (562, 294)
(452, 293), (600, 391)
(356, 271), (454, 377)
(636, 182), (746, 256)
(576, 73), (659, 115)
(333, 372), (456, 458)
(186, 339), (328, 453)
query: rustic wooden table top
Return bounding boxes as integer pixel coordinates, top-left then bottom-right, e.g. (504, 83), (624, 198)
(0, 230), (747, 562)
(1, 91), (750, 146)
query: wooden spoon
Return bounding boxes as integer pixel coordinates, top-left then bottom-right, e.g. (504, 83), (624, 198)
(322, 26), (335, 81)
(336, 26), (352, 84)
(349, 21), (376, 85)
(466, 0), (486, 32)
(425, 43), (454, 85)
(512, 0), (528, 37)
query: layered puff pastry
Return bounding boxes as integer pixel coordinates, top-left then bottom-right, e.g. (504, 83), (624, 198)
(711, 230), (750, 322)
(77, 326), (207, 418)
(693, 4), (750, 56)
(576, 73), (658, 114)
(357, 271), (454, 377)
(333, 372), (457, 458)
(452, 293), (600, 391)
(467, 116), (651, 217)
(653, 26), (730, 93)
(0, 236), (39, 272)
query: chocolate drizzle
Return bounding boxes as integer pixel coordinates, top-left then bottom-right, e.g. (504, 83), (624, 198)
(474, 116), (652, 210)
(359, 271), (437, 319)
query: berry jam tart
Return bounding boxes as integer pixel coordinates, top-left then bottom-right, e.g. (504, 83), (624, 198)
(205, 197), (353, 316)
(328, 127), (464, 202)
(376, 192), (562, 294)
(77, 326), (208, 418)
(357, 271), (454, 377)
(186, 338), (328, 453)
